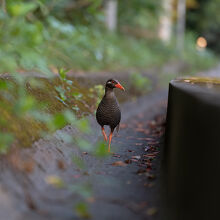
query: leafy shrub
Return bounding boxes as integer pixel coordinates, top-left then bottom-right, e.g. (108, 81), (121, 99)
(130, 72), (152, 93)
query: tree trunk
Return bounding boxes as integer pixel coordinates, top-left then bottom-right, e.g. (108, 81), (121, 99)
(105, 0), (118, 32)
(1, 0), (6, 13)
(176, 0), (186, 51)
(158, 0), (173, 43)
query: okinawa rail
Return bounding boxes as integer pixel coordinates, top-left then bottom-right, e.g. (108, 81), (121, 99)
(96, 79), (125, 152)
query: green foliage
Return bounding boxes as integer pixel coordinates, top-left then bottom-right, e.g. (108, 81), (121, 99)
(72, 155), (85, 169)
(94, 141), (109, 157)
(15, 95), (36, 115)
(72, 92), (83, 100)
(0, 9), (50, 73)
(49, 112), (67, 130)
(58, 68), (72, 85)
(89, 84), (104, 108)
(77, 118), (91, 134)
(8, 1), (38, 16)
(0, 133), (14, 154)
(178, 33), (218, 73)
(187, 0), (220, 53)
(55, 86), (67, 102)
(69, 183), (93, 199)
(0, 75), (97, 149)
(118, 0), (161, 30)
(130, 72), (152, 92)
(75, 202), (91, 219)
(76, 139), (91, 152)
(0, 0), (217, 74)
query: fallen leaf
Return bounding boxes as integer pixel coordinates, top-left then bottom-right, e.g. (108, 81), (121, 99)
(148, 141), (159, 145)
(136, 168), (147, 174)
(131, 201), (148, 212)
(148, 120), (156, 129)
(73, 174), (81, 178)
(143, 154), (157, 159)
(57, 160), (66, 170)
(25, 192), (37, 210)
(132, 155), (141, 160)
(144, 146), (150, 152)
(112, 153), (121, 158)
(147, 174), (156, 180)
(137, 137), (152, 141)
(146, 207), (157, 216)
(144, 130), (150, 135)
(135, 143), (143, 146)
(145, 137), (155, 141)
(148, 183), (155, 187)
(124, 159), (132, 164)
(111, 161), (127, 167)
(120, 123), (127, 128)
(23, 161), (35, 173)
(45, 175), (64, 188)
(136, 123), (143, 128)
(135, 128), (145, 132)
(87, 197), (95, 203)
(146, 167), (152, 172)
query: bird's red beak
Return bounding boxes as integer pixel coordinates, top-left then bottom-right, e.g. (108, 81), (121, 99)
(115, 82), (125, 91)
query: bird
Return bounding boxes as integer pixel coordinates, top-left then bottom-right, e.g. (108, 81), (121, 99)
(96, 79), (125, 152)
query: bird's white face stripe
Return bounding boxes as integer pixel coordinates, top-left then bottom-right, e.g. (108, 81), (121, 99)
(107, 80), (118, 84)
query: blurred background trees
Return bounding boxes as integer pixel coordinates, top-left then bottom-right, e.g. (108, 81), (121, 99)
(0, 0), (218, 74)
(187, 0), (220, 54)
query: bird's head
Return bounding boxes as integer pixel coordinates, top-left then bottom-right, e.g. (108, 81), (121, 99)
(105, 79), (125, 91)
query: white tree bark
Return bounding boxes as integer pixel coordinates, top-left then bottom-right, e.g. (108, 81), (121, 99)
(176, 0), (186, 51)
(105, 0), (118, 31)
(1, 0), (6, 13)
(158, 0), (172, 43)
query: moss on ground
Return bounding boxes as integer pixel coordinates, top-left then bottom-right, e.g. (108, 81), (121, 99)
(0, 76), (98, 148)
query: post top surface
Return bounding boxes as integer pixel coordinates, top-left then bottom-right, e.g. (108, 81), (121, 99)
(170, 77), (220, 105)
(171, 77), (220, 93)
(172, 77), (220, 85)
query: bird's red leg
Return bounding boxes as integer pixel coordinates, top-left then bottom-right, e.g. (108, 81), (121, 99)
(101, 127), (108, 142)
(108, 131), (113, 152)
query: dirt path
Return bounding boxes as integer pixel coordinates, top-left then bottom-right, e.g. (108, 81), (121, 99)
(0, 89), (167, 220)
(198, 63), (220, 77)
(88, 98), (167, 220)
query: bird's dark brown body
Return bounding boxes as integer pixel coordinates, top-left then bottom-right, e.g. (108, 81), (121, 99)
(96, 89), (121, 131)
(96, 79), (125, 152)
